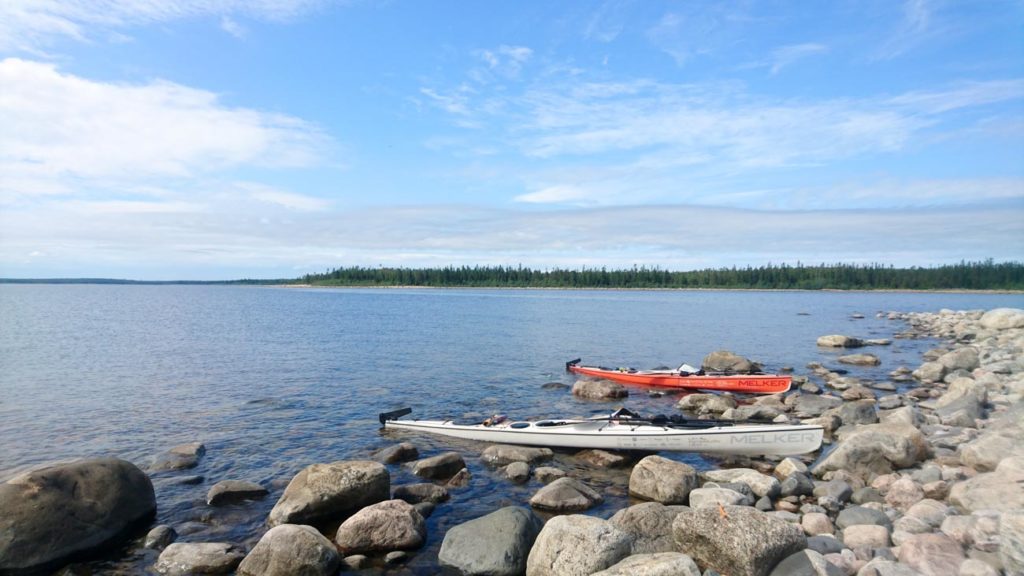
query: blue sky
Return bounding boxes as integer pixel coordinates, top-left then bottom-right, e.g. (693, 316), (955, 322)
(0, 0), (1022, 280)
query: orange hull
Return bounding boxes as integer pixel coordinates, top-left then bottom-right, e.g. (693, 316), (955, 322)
(567, 363), (791, 394)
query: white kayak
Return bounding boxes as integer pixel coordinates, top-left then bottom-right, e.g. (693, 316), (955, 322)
(379, 408), (823, 457)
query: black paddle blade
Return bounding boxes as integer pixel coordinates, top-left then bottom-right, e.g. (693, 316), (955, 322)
(379, 407), (413, 425)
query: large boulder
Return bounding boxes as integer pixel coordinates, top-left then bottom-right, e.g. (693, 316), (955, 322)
(438, 506), (543, 576)
(979, 307), (1024, 330)
(267, 460), (389, 527)
(236, 524), (340, 576)
(591, 552), (701, 576)
(950, 456), (1024, 512)
(526, 515), (632, 576)
(812, 422), (929, 478)
(481, 444), (554, 466)
(572, 379), (628, 399)
(672, 505), (806, 576)
(959, 431), (1022, 471)
(373, 442), (419, 464)
(334, 499), (426, 554)
(816, 335), (864, 348)
(702, 350), (762, 374)
(529, 477), (603, 512)
(609, 502), (687, 554)
(0, 457), (156, 574)
(154, 542), (244, 575)
(629, 456), (698, 504)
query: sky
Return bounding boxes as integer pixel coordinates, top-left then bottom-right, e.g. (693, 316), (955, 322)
(0, 0), (1022, 280)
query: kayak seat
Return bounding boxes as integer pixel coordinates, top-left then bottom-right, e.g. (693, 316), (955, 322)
(536, 420), (569, 427)
(509, 422), (530, 429)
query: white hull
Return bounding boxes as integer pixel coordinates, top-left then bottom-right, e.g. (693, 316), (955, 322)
(384, 418), (823, 457)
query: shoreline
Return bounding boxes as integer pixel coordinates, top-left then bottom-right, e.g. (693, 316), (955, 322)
(277, 283), (1024, 295)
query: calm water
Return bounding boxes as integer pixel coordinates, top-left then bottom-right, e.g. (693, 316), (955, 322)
(1, 286), (1022, 573)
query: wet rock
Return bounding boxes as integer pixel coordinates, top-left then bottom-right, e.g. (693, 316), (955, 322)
(206, 480), (268, 506)
(541, 382), (570, 390)
(342, 555), (368, 570)
(414, 501), (435, 518)
(768, 549), (843, 576)
(268, 460), (389, 527)
(780, 473), (815, 498)
(373, 442), (419, 464)
(572, 379), (628, 400)
(817, 335), (864, 348)
(702, 350), (762, 374)
(704, 468), (780, 498)
(149, 453), (200, 473)
(393, 482), (449, 504)
(526, 514), (632, 576)
(384, 551), (408, 564)
(481, 444), (554, 466)
(576, 449), (632, 468)
(529, 477), (602, 512)
(533, 466), (566, 484)
(897, 533), (965, 576)
(144, 525), (176, 550)
(838, 354), (881, 366)
(447, 467), (472, 488)
(236, 524), (340, 576)
(591, 552), (702, 576)
(334, 499), (426, 554)
(672, 505), (806, 576)
(978, 307), (1024, 330)
(629, 455), (698, 504)
(0, 457), (156, 575)
(813, 421), (929, 479)
(411, 452), (466, 480)
(609, 502), (687, 554)
(504, 462), (531, 483)
(154, 542), (244, 576)
(439, 506), (543, 576)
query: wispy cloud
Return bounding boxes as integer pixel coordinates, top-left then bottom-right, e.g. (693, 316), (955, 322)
(874, 0), (943, 60)
(0, 0), (326, 51)
(220, 15), (247, 39)
(767, 43), (828, 74)
(584, 0), (634, 43)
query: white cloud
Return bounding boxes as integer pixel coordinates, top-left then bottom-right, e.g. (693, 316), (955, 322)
(0, 58), (329, 203)
(0, 0), (325, 52)
(584, 0), (633, 43)
(768, 43), (828, 75)
(244, 184), (331, 211)
(220, 15), (247, 39)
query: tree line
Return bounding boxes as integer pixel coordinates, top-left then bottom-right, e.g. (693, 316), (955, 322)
(301, 260), (1024, 290)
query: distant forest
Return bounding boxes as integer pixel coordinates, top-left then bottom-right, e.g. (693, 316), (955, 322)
(302, 260), (1024, 290)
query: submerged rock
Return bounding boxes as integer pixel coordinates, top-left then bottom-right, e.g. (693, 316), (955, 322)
(373, 442), (419, 464)
(481, 444), (554, 466)
(572, 379), (628, 400)
(817, 335), (864, 348)
(0, 457), (156, 575)
(411, 452), (465, 480)
(529, 477), (603, 512)
(206, 480), (268, 506)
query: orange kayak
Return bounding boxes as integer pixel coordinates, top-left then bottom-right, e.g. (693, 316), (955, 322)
(566, 359), (791, 394)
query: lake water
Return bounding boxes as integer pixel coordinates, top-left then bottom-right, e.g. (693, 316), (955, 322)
(1, 285), (1022, 573)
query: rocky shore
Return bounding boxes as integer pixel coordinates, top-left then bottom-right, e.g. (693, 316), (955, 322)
(0, 307), (1022, 575)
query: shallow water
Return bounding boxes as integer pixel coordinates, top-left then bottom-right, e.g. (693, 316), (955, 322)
(1, 286), (1021, 573)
